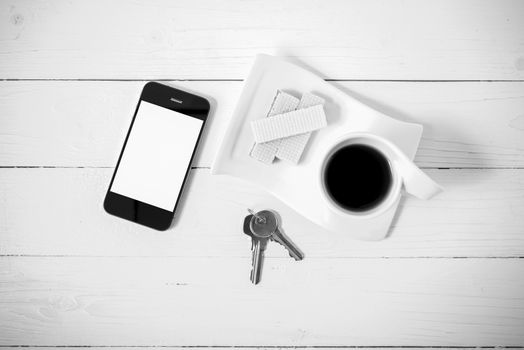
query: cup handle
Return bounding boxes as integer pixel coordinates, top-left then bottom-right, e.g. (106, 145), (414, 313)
(397, 160), (444, 199)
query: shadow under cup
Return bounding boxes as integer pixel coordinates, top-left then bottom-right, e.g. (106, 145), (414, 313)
(322, 142), (395, 215)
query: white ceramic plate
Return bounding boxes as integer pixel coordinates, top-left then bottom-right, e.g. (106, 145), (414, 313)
(212, 55), (423, 240)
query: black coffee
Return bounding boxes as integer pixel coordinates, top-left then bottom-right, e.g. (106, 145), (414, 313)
(324, 144), (392, 212)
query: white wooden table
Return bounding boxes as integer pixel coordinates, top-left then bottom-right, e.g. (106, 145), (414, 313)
(1, 0), (524, 347)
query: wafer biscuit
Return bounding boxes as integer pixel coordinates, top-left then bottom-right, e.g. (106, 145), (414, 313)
(276, 93), (325, 163)
(249, 91), (299, 163)
(250, 104), (327, 143)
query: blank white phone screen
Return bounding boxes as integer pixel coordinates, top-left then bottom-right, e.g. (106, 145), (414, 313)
(111, 101), (203, 211)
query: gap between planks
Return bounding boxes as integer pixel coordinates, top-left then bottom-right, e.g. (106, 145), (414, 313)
(2, 79), (524, 83)
(0, 346), (522, 349)
(0, 167), (523, 170)
(0, 256), (523, 259)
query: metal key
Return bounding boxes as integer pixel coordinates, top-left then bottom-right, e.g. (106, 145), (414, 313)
(251, 210), (304, 261)
(243, 214), (269, 284)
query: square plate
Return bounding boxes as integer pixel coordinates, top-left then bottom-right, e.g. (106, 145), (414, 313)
(212, 55), (422, 240)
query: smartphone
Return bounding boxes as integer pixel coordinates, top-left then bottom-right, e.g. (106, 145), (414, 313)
(104, 82), (210, 230)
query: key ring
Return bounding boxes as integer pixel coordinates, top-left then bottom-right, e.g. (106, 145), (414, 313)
(247, 208), (266, 224)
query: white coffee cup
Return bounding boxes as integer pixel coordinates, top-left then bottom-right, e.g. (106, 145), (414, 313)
(320, 132), (442, 219)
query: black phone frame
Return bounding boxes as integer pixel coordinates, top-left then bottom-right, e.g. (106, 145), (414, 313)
(104, 82), (209, 231)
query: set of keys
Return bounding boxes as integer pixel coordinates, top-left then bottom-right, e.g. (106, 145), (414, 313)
(243, 209), (304, 284)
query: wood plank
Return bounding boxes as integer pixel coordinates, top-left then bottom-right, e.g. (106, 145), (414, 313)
(15, 348), (524, 350)
(1, 81), (523, 168)
(0, 0), (523, 80)
(1, 168), (523, 257)
(0, 257), (523, 345)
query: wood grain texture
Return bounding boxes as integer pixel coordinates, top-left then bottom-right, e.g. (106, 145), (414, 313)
(1, 0), (524, 80)
(1, 168), (523, 257)
(1, 81), (524, 168)
(0, 257), (523, 345)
